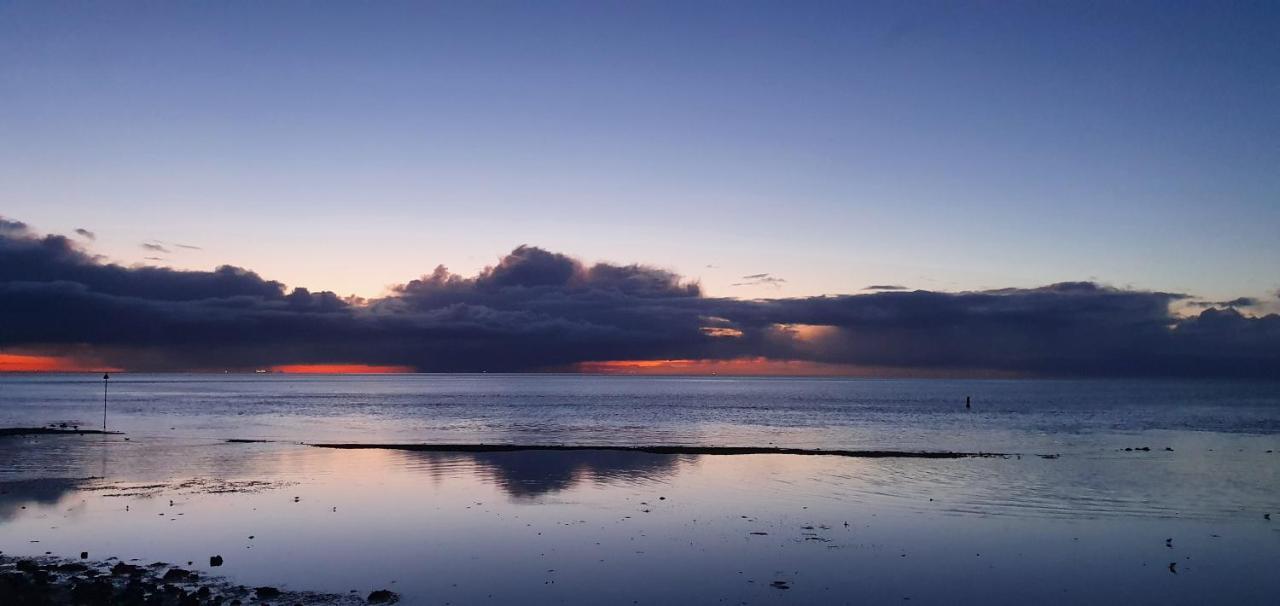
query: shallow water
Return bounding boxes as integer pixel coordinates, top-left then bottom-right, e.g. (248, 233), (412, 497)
(1, 375), (1279, 604)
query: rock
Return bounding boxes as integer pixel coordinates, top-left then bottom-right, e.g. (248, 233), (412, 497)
(367, 589), (400, 603)
(81, 551), (89, 559)
(111, 562), (143, 576)
(210, 555), (224, 566)
(70, 578), (114, 603)
(770, 580), (791, 590)
(255, 586), (282, 599)
(163, 568), (194, 581)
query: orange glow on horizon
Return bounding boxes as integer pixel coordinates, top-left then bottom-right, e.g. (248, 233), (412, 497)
(574, 357), (868, 376)
(270, 363), (415, 374)
(575, 358), (1028, 378)
(0, 353), (119, 373)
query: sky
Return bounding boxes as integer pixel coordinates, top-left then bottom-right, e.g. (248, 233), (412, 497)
(1, 2), (1278, 375)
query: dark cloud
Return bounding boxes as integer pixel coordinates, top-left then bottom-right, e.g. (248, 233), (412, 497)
(1188, 297), (1257, 308)
(1, 220), (1277, 378)
(0, 217), (29, 236)
(141, 242), (170, 254)
(175, 243), (202, 250)
(864, 284), (908, 291)
(74, 228), (96, 240)
(732, 273), (786, 288)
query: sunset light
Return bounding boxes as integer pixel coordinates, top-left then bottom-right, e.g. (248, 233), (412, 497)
(1, 3), (1276, 604)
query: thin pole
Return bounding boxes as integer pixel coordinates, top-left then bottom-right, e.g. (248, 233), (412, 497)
(103, 373), (109, 430)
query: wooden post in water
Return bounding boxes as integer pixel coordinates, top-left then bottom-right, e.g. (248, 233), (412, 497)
(103, 373), (110, 430)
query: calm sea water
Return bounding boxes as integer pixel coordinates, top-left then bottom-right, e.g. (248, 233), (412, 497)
(2, 373), (1278, 449)
(2, 374), (1278, 604)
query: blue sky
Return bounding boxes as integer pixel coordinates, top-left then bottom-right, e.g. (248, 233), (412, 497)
(2, 1), (1277, 304)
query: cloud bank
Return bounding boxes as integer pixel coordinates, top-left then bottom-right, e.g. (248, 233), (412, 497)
(1, 218), (1277, 377)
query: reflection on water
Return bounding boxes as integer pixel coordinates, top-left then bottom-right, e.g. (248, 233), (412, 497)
(2, 375), (1277, 603)
(0, 477), (90, 522)
(394, 450), (687, 499)
(0, 437), (1276, 605)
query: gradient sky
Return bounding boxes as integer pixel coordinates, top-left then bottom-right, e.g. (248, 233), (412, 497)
(2, 1), (1277, 303)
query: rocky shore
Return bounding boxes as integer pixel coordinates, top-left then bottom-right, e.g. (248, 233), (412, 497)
(0, 555), (395, 605)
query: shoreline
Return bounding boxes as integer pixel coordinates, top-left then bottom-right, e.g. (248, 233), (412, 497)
(0, 554), (391, 605)
(0, 427), (121, 437)
(303, 442), (1015, 458)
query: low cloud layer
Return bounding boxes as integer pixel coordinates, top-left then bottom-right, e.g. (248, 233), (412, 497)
(1, 218), (1277, 377)
(1189, 297), (1257, 308)
(731, 273), (786, 288)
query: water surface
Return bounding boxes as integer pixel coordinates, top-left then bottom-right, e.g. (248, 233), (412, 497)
(1, 374), (1277, 604)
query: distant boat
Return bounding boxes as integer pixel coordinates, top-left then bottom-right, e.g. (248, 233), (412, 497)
(254, 369), (269, 374)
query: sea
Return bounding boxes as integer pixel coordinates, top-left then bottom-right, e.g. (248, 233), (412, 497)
(2, 374), (1278, 604)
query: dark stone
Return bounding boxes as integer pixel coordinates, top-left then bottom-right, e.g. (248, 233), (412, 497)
(210, 555), (224, 567)
(112, 562), (143, 576)
(368, 589), (399, 603)
(71, 578), (115, 604)
(255, 586), (282, 599)
(162, 568), (192, 581)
